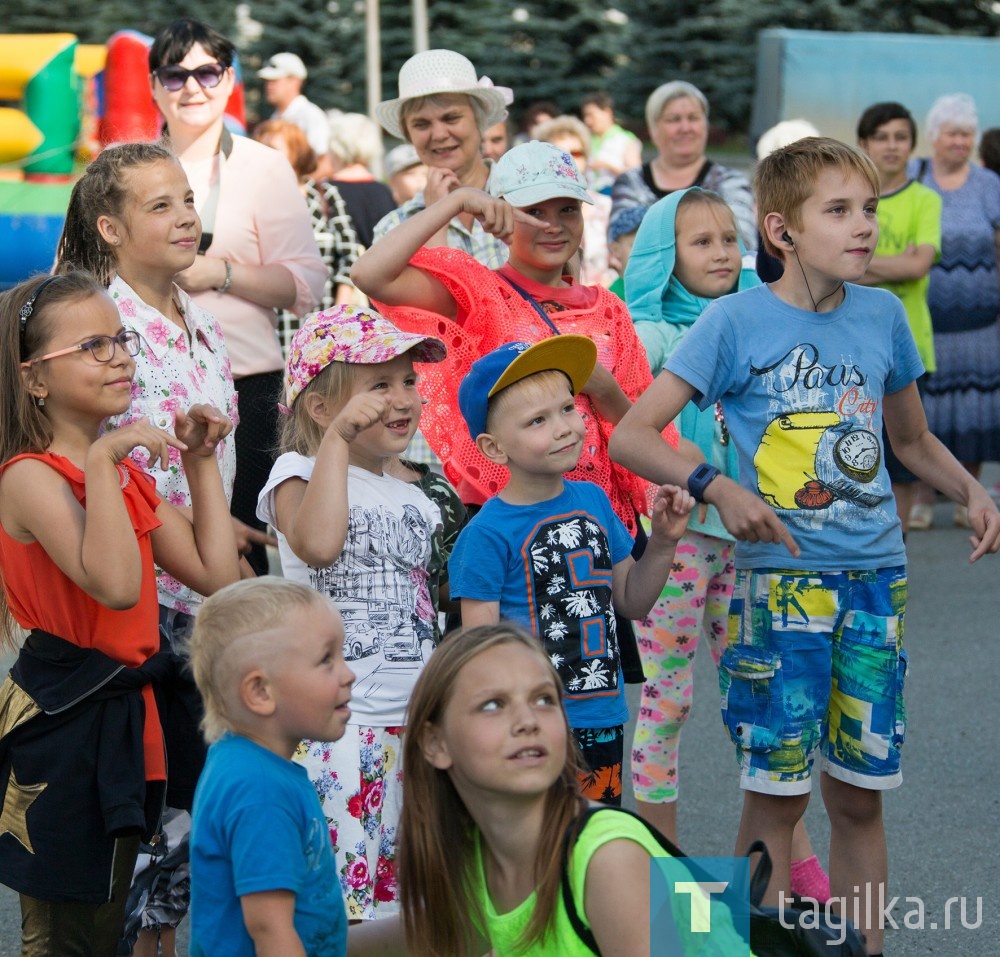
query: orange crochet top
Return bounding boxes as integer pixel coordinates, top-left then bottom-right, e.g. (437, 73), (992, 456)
(376, 246), (678, 535)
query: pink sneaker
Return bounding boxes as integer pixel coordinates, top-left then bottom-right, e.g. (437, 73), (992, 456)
(790, 855), (831, 903)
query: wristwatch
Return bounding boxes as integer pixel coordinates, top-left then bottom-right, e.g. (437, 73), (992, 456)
(687, 463), (721, 503)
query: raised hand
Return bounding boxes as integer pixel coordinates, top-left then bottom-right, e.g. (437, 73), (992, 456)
(648, 484), (695, 543)
(450, 187), (548, 242)
(332, 392), (394, 443)
(422, 167), (463, 206)
(174, 404), (233, 457)
(93, 419), (188, 471)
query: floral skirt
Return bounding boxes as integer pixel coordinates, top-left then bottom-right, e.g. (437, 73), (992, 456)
(294, 725), (404, 920)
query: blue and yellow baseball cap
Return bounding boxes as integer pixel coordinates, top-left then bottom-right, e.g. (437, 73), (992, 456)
(458, 335), (597, 439)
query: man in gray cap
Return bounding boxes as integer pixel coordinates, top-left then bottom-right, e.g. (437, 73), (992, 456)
(258, 52), (330, 165)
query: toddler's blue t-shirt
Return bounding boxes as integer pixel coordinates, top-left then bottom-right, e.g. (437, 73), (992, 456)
(190, 734), (347, 957)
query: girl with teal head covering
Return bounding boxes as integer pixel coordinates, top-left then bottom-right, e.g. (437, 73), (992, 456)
(625, 191), (749, 817)
(625, 187), (758, 540)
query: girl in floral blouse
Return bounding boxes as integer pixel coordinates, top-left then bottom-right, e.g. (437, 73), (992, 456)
(56, 141), (240, 957)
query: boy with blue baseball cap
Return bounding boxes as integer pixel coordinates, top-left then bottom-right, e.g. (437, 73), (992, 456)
(448, 335), (693, 804)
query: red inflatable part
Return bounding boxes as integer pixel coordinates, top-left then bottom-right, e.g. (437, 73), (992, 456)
(101, 31), (161, 145)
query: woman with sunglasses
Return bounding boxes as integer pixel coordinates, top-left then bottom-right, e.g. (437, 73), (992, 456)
(149, 18), (325, 577)
(0, 270), (240, 957)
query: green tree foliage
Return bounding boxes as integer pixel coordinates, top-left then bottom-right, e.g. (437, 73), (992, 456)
(614, 0), (1000, 134)
(7, 0), (1000, 135)
(5, 0), (235, 46)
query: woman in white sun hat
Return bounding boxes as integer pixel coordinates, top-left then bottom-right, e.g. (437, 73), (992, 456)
(372, 49), (513, 269)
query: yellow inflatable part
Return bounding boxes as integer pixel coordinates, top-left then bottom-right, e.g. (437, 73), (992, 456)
(0, 108), (43, 163)
(0, 35), (77, 99)
(75, 44), (107, 79)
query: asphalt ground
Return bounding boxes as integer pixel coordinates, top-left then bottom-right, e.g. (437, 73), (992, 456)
(1, 471), (998, 955)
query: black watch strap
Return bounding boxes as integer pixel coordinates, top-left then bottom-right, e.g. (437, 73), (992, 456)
(687, 464), (721, 503)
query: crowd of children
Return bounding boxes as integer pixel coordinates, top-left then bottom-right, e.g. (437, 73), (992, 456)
(1, 30), (999, 956)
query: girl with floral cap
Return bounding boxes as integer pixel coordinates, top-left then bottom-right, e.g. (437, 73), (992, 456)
(256, 306), (447, 920)
(352, 144), (679, 798)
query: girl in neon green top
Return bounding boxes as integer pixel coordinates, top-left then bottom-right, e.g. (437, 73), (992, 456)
(384, 624), (747, 956)
(398, 623), (657, 955)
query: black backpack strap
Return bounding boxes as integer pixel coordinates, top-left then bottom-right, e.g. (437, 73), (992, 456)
(745, 839), (774, 907)
(559, 806), (686, 954)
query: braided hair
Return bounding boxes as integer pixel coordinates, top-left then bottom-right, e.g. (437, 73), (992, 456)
(56, 142), (177, 285)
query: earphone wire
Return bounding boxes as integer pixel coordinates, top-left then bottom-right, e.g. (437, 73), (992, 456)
(788, 242), (844, 313)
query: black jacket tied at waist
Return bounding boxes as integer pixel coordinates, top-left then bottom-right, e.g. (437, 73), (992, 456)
(0, 630), (173, 902)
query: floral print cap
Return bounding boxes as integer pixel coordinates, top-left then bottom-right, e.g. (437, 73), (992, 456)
(283, 305), (447, 410)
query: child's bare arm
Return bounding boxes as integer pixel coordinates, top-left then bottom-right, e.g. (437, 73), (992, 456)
(860, 243), (936, 284)
(461, 598), (500, 628)
(2, 454), (144, 609)
(276, 393), (392, 568)
(153, 405), (241, 596)
(584, 839), (653, 956)
(240, 890), (306, 957)
(347, 914), (408, 956)
(612, 486), (693, 619)
(885, 383), (1000, 561)
(351, 187), (529, 316)
(609, 371), (700, 485)
(581, 362), (632, 426)
(611, 371), (800, 557)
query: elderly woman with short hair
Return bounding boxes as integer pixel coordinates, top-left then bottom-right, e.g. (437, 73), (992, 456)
(609, 80), (756, 251)
(325, 111), (396, 251)
(908, 93), (1000, 528)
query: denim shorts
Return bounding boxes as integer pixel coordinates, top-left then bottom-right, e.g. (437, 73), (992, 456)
(720, 566), (908, 794)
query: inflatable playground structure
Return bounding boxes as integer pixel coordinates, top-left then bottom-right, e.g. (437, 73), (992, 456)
(0, 31), (246, 288)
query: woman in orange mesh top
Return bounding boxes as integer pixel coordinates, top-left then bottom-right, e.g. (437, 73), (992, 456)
(352, 140), (678, 539)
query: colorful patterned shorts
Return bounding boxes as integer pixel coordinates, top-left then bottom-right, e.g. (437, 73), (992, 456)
(295, 725), (404, 920)
(721, 566), (908, 795)
(572, 725), (624, 806)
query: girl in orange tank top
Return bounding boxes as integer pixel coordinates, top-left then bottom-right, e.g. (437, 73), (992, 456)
(0, 271), (240, 956)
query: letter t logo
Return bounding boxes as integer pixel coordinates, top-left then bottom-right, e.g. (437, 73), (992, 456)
(673, 881), (730, 933)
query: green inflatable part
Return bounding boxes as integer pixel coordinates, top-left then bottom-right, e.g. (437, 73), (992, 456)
(24, 38), (80, 177)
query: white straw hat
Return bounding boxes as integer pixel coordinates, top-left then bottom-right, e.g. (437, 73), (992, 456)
(375, 49), (509, 139)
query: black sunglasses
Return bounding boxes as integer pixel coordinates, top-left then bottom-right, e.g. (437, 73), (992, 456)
(154, 63), (227, 92)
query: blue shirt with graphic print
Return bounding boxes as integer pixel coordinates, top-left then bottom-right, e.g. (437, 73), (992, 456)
(449, 480), (634, 728)
(667, 282), (924, 572)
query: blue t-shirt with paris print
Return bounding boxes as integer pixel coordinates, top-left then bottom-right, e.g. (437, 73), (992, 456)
(449, 480), (634, 728)
(667, 282), (924, 572)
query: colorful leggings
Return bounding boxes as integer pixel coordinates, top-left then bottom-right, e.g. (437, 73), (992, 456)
(631, 530), (735, 803)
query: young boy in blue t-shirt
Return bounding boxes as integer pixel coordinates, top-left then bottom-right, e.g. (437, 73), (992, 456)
(448, 336), (693, 806)
(610, 137), (1000, 955)
(187, 577), (355, 957)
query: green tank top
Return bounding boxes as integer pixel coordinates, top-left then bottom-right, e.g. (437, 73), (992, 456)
(471, 808), (752, 956)
(470, 809), (665, 956)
